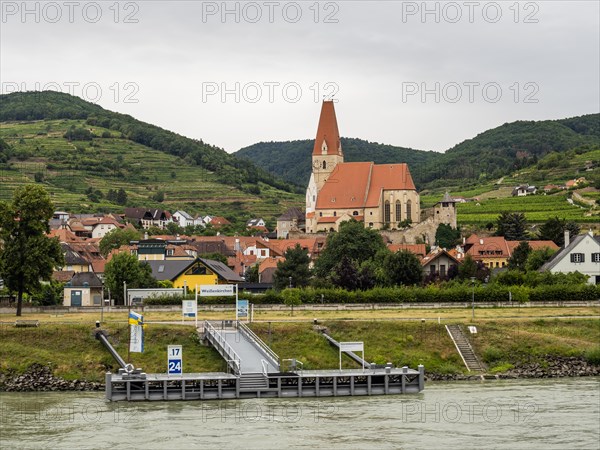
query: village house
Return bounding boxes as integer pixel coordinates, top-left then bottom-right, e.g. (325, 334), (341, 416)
(512, 184), (537, 196)
(277, 207), (305, 239)
(421, 249), (461, 278)
(124, 208), (172, 229)
(146, 258), (243, 289)
(540, 231), (600, 285)
(464, 234), (558, 269)
(63, 272), (103, 307)
(172, 210), (194, 228)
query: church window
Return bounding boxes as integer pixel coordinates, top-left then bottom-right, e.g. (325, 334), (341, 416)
(322, 161), (327, 169)
(368, 222), (373, 228)
(333, 211), (336, 216)
(319, 212), (323, 217)
(395, 200), (401, 222)
(406, 200), (412, 220)
(384, 201), (390, 223)
(353, 211), (358, 216)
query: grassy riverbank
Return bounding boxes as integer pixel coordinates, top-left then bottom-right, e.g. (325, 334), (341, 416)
(1, 313), (599, 384)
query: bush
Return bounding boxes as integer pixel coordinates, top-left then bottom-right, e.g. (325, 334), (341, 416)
(584, 347), (600, 365)
(483, 346), (504, 364)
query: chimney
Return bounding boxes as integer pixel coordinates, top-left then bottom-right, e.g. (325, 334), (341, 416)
(479, 239), (484, 245)
(564, 230), (570, 247)
(234, 238), (240, 252)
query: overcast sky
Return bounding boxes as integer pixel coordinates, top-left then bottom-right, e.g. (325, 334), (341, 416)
(1, 1), (599, 153)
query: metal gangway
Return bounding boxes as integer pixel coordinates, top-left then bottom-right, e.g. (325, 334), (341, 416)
(202, 320), (280, 375)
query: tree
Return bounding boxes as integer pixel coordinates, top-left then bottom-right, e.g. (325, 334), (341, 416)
(116, 188), (128, 205)
(458, 254), (478, 280)
(331, 255), (360, 290)
(495, 212), (528, 241)
(0, 185), (64, 316)
(273, 244), (311, 290)
(525, 247), (557, 272)
(507, 241), (531, 271)
(537, 216), (581, 246)
(103, 253), (157, 304)
(314, 220), (386, 278)
(244, 264), (259, 283)
(435, 223), (461, 249)
(99, 228), (141, 257)
(381, 250), (423, 286)
(281, 288), (302, 316)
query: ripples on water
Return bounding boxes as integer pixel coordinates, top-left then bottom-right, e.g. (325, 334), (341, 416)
(1, 378), (599, 449)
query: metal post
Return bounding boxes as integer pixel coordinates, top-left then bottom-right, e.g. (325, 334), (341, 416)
(124, 281), (127, 306)
(471, 277), (476, 320)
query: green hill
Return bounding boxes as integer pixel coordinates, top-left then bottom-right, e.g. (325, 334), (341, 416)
(0, 92), (303, 223)
(235, 138), (440, 189)
(235, 114), (600, 191)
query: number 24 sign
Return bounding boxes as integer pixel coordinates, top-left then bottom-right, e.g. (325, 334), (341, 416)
(168, 345), (182, 375)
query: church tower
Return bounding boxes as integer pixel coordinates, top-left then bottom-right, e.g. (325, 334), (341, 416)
(306, 101), (344, 226)
(311, 100), (344, 190)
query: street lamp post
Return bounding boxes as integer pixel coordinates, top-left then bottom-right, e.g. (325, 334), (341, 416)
(471, 277), (476, 320)
(289, 276), (293, 289)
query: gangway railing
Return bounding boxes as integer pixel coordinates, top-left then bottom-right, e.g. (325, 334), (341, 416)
(237, 321), (280, 370)
(204, 320), (242, 375)
(281, 358), (304, 375)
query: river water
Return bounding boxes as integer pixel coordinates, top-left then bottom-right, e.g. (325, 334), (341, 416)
(1, 378), (599, 449)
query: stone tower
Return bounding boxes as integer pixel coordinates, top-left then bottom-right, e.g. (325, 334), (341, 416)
(433, 192), (457, 228)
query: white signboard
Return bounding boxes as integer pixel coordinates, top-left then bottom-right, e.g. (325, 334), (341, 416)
(340, 342), (364, 353)
(199, 285), (235, 297)
(182, 300), (197, 317)
(339, 341), (365, 372)
(168, 345), (182, 375)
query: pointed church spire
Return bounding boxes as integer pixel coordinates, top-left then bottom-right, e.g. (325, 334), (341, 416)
(313, 100), (342, 156)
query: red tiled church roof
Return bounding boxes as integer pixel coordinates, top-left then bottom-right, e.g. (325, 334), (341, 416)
(316, 162), (416, 209)
(313, 100), (342, 156)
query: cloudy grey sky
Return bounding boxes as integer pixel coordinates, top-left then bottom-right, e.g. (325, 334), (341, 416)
(1, 1), (599, 153)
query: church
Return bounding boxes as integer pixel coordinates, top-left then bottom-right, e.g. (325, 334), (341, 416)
(306, 101), (421, 233)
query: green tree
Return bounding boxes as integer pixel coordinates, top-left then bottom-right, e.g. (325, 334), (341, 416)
(507, 241), (531, 271)
(537, 216), (581, 246)
(525, 247), (557, 272)
(0, 185), (64, 316)
(244, 264), (259, 283)
(495, 211), (528, 241)
(116, 188), (128, 205)
(104, 253), (157, 305)
(281, 288), (302, 316)
(165, 221), (183, 235)
(99, 228), (141, 257)
(273, 244), (311, 290)
(314, 220), (386, 278)
(382, 250), (423, 286)
(435, 223), (461, 249)
(458, 254), (478, 280)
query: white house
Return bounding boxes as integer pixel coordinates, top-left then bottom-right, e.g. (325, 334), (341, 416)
(173, 210), (194, 228)
(512, 184), (537, 197)
(246, 218), (266, 228)
(91, 218), (121, 239)
(539, 231), (600, 284)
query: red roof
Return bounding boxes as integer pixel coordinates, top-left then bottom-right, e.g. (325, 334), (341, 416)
(313, 100), (342, 157)
(316, 162), (416, 210)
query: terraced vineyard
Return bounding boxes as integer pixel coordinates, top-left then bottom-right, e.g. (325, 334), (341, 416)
(0, 119), (303, 222)
(456, 192), (598, 224)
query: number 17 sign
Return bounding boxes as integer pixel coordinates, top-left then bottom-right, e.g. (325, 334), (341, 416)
(168, 345), (182, 375)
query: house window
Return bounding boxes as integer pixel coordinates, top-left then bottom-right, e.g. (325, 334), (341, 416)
(591, 253), (600, 263)
(166, 249), (174, 256)
(353, 211), (359, 216)
(395, 200), (401, 222)
(570, 253), (585, 263)
(384, 201), (390, 223)
(430, 265), (435, 275)
(319, 212), (323, 217)
(333, 211), (336, 216)
(189, 264), (207, 275)
(260, 249), (266, 257)
(440, 265), (446, 277)
(406, 200), (412, 221)
(368, 222), (373, 228)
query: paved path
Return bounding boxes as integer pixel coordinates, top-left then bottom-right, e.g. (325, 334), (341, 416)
(221, 330), (279, 373)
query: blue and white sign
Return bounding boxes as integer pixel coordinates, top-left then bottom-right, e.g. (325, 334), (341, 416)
(168, 345), (182, 375)
(237, 299), (249, 318)
(182, 300), (197, 317)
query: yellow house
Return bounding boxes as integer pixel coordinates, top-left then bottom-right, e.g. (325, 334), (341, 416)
(146, 258), (243, 290)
